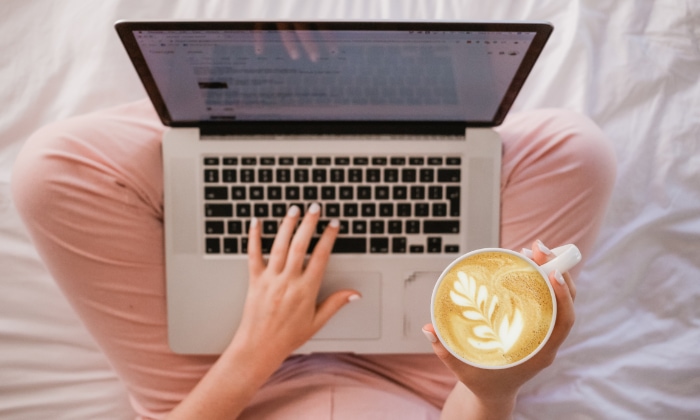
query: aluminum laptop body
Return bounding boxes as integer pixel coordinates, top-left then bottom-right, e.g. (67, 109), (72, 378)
(116, 20), (552, 354)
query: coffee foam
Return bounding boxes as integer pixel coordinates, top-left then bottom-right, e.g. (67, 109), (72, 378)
(433, 251), (553, 367)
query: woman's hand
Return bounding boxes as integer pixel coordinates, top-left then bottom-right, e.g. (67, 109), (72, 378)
(234, 203), (360, 365)
(424, 240), (577, 419)
(167, 204), (358, 420)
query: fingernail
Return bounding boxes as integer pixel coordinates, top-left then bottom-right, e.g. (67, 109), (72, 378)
(521, 248), (534, 259)
(348, 294), (361, 302)
(250, 217), (259, 228)
(287, 205), (300, 217)
(422, 328), (438, 343)
(329, 218), (340, 228)
(308, 203), (320, 214)
(554, 269), (566, 285)
(536, 240), (553, 256)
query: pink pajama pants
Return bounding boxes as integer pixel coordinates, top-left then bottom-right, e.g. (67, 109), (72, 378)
(11, 100), (616, 419)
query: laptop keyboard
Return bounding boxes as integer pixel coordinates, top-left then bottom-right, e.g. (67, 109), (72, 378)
(202, 155), (462, 255)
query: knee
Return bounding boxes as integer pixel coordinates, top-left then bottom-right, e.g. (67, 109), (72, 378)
(545, 109), (618, 197)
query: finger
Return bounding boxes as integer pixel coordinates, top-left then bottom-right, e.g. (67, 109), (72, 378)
(284, 203), (321, 274)
(303, 218), (339, 282)
(422, 324), (476, 374)
(253, 23), (265, 55)
(247, 217), (265, 276)
(531, 239), (554, 266)
(267, 205), (301, 272)
(278, 23), (301, 60)
(546, 270), (576, 350)
(312, 290), (361, 332)
(293, 23), (320, 62)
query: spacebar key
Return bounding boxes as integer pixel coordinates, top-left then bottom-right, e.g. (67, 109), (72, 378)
(423, 220), (460, 234)
(332, 237), (367, 253)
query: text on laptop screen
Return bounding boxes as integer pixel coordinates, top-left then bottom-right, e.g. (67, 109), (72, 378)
(131, 26), (541, 124)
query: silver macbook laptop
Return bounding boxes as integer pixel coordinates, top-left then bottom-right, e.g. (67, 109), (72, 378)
(116, 20), (552, 355)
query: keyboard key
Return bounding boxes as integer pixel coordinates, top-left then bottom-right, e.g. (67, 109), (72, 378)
(423, 220), (460, 234)
(231, 186), (246, 200)
(437, 169), (461, 182)
(406, 220), (420, 234)
(276, 169), (291, 182)
(223, 238), (238, 254)
(321, 186), (336, 200)
(370, 237), (389, 253)
(415, 203), (430, 217)
(445, 245), (460, 253)
(419, 169), (434, 183)
(204, 157), (220, 166)
(316, 157), (332, 165)
(263, 220), (278, 234)
(241, 157), (256, 165)
(205, 221), (225, 234)
(339, 186), (354, 200)
(388, 220), (402, 234)
(236, 203), (251, 217)
(401, 168), (417, 182)
(390, 157), (406, 165)
(258, 169), (273, 182)
(446, 157), (461, 165)
(260, 157), (275, 165)
(372, 157), (387, 165)
(409, 245), (424, 253)
(352, 220), (367, 234)
(361, 203), (376, 217)
(353, 157), (369, 165)
(427, 237), (442, 253)
(250, 186), (264, 200)
(348, 169), (363, 182)
(228, 220), (243, 234)
(222, 169), (237, 183)
(432, 203), (447, 217)
(357, 186), (372, 200)
(285, 186), (300, 200)
(223, 157), (238, 165)
(343, 203), (358, 217)
(204, 169), (219, 183)
(205, 204), (232, 217)
(446, 186), (460, 217)
(205, 187), (228, 200)
(366, 169), (381, 182)
(297, 157), (313, 165)
(335, 157), (350, 165)
(397, 203), (411, 217)
(392, 186), (407, 200)
(254, 203), (269, 217)
(240, 169), (255, 182)
(379, 203), (393, 217)
(428, 157), (443, 165)
(370, 220), (385, 234)
(384, 168), (399, 182)
(272, 203), (287, 217)
(205, 237), (221, 253)
(332, 237), (366, 253)
(392, 237), (407, 253)
(409, 157), (425, 165)
(375, 186), (390, 200)
(267, 186), (282, 200)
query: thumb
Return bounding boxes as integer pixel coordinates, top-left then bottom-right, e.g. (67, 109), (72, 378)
(312, 290), (361, 332)
(422, 323), (454, 362)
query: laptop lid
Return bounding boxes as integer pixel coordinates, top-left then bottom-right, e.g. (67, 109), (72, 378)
(115, 20), (552, 135)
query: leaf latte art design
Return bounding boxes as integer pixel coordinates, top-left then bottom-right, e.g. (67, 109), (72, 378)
(449, 271), (524, 352)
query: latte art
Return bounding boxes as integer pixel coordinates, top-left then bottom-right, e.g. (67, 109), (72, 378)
(433, 251), (554, 367)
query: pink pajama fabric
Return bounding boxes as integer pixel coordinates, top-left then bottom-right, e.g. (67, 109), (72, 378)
(11, 100), (616, 419)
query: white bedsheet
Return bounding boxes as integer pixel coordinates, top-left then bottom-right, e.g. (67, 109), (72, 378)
(1, 1), (699, 419)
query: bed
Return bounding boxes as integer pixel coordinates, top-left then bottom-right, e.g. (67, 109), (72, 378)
(1, 1), (698, 419)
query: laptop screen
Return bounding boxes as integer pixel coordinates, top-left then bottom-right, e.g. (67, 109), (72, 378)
(116, 21), (552, 134)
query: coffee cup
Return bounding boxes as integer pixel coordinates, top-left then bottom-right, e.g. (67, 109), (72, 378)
(431, 244), (581, 369)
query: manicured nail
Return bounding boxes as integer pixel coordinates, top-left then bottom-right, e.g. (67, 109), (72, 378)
(521, 248), (534, 259)
(287, 205), (300, 217)
(536, 240), (553, 256)
(308, 202), (320, 214)
(348, 294), (361, 302)
(250, 217), (259, 228)
(554, 269), (566, 285)
(422, 328), (437, 343)
(329, 218), (340, 228)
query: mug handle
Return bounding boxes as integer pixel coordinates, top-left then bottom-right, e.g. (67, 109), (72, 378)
(539, 244), (582, 275)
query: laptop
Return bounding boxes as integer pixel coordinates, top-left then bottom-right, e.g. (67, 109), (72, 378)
(115, 20), (552, 355)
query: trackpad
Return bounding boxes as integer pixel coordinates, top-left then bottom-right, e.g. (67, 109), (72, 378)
(312, 272), (381, 340)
